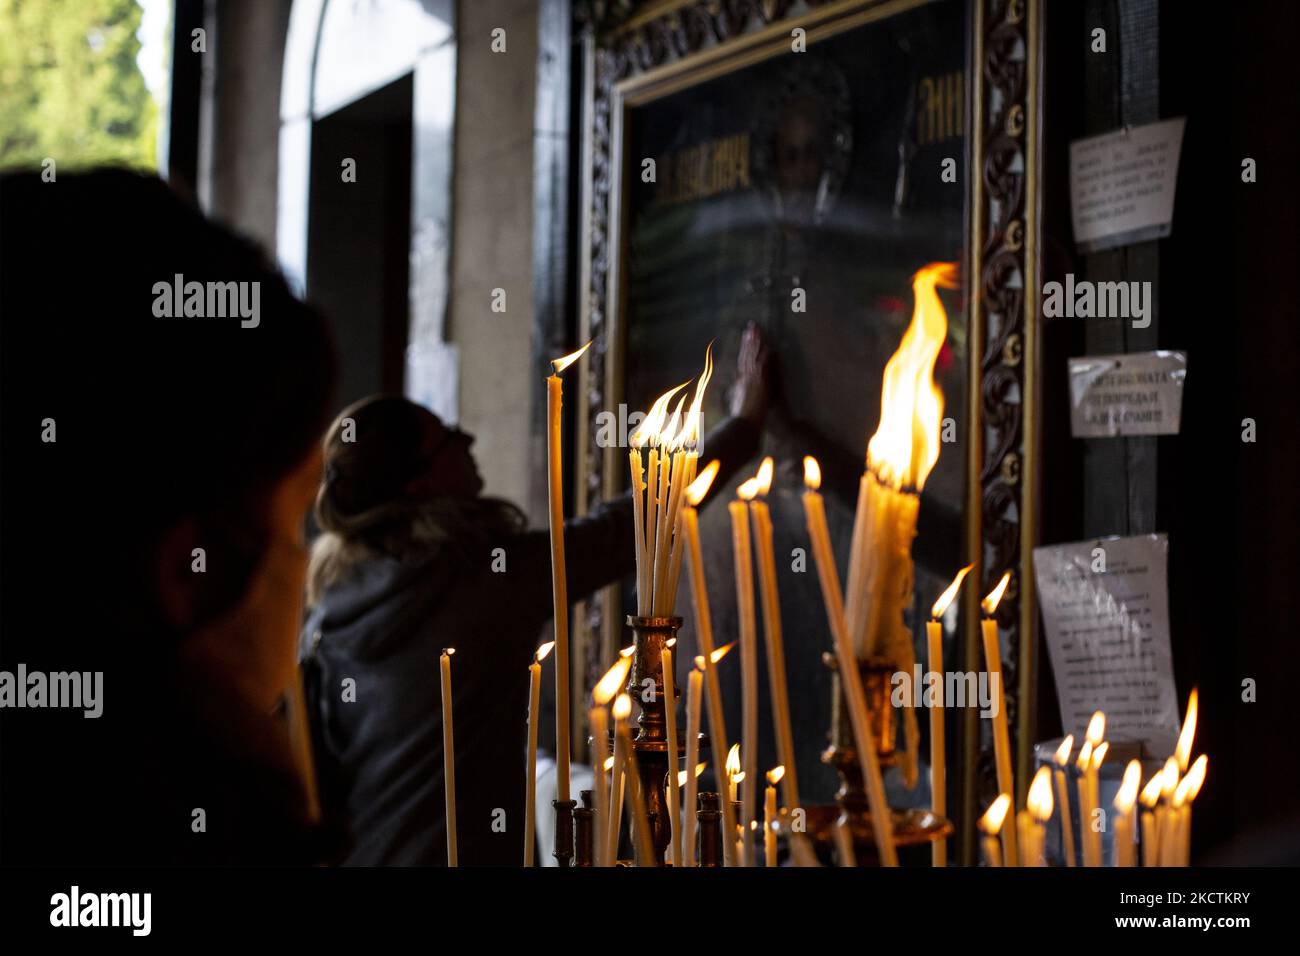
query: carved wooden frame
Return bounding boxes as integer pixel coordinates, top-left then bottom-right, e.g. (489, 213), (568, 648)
(574, 0), (1041, 865)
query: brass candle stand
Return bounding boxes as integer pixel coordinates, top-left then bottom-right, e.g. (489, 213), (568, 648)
(813, 653), (952, 865)
(618, 614), (684, 866)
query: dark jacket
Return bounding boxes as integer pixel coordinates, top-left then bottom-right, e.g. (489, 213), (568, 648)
(300, 417), (759, 865)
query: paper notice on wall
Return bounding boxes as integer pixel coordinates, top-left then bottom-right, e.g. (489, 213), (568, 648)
(1070, 117), (1186, 253)
(1068, 350), (1187, 437)
(1033, 535), (1180, 751)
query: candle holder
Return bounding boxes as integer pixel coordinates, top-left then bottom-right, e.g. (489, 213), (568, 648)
(552, 798), (576, 868)
(815, 653), (953, 865)
(623, 614), (684, 865)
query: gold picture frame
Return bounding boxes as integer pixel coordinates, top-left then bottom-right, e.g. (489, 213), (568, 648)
(574, 0), (1041, 865)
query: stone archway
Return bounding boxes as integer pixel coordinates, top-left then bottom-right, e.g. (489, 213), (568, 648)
(277, 0), (459, 420)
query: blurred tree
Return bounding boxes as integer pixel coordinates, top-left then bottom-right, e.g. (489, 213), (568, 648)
(0, 0), (158, 170)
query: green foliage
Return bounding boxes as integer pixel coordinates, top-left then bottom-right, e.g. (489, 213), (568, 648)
(0, 0), (158, 171)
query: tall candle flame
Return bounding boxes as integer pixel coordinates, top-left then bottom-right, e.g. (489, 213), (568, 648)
(1180, 754), (1208, 803)
(535, 640), (555, 663)
(803, 456), (821, 490)
(592, 656), (632, 706)
(1075, 739), (1093, 772)
(737, 477), (760, 501)
(1091, 741), (1109, 770)
(1160, 758), (1179, 799)
(683, 343), (713, 448)
(630, 381), (690, 448)
(931, 564), (973, 619)
(754, 456), (774, 496)
(1174, 688), (1198, 773)
(1114, 759), (1141, 814)
(725, 743), (741, 778)
(767, 766), (785, 785)
(865, 262), (959, 490)
(550, 341), (591, 374)
(685, 460), (720, 506)
(978, 793), (1012, 834)
(710, 641), (737, 664)
(612, 693), (632, 721)
(1085, 710), (1106, 746)
(1054, 734), (1075, 767)
(1139, 772), (1164, 809)
(981, 571), (1011, 615)
(1028, 766), (1054, 821)
(678, 762), (707, 787)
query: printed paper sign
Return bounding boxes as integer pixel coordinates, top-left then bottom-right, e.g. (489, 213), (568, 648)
(1070, 117), (1186, 252)
(1068, 350), (1187, 438)
(1033, 535), (1180, 751)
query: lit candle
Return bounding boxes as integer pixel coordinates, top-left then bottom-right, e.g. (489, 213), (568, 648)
(525, 640), (555, 866)
(662, 638), (682, 866)
(764, 766), (784, 867)
(679, 759), (706, 867)
(614, 693), (655, 866)
(440, 647), (458, 867)
(1090, 739), (1109, 865)
(1173, 754), (1207, 866)
(1139, 771), (1163, 867)
(546, 343), (589, 804)
(1052, 735), (1077, 866)
(1112, 759), (1141, 867)
(725, 744), (741, 805)
(680, 460), (739, 866)
(1164, 759), (1185, 868)
(731, 477), (760, 867)
(927, 565), (971, 867)
(683, 657), (704, 863)
(801, 456), (898, 866)
(980, 571), (1017, 867)
(747, 457), (800, 813)
(1083, 711), (1106, 866)
(1075, 739), (1094, 866)
(590, 654), (632, 867)
(1023, 766), (1054, 866)
(979, 793), (1011, 867)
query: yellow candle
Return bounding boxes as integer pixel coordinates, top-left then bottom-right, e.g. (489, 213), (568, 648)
(440, 647), (458, 867)
(1174, 754), (1207, 866)
(546, 343), (588, 803)
(591, 655), (631, 867)
(748, 457), (799, 812)
(1113, 759), (1141, 867)
(979, 793), (1011, 867)
(927, 566), (971, 867)
(1075, 739), (1094, 866)
(730, 481), (760, 867)
(1155, 756), (1179, 866)
(980, 572), (1017, 868)
(683, 658), (704, 863)
(1053, 735), (1076, 866)
(1083, 712), (1106, 866)
(1139, 772), (1163, 867)
(802, 458), (898, 866)
(680, 461), (739, 865)
(662, 640), (682, 866)
(525, 641), (554, 867)
(629, 447), (648, 613)
(1090, 739), (1109, 865)
(1024, 765), (1054, 866)
(764, 767), (783, 867)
